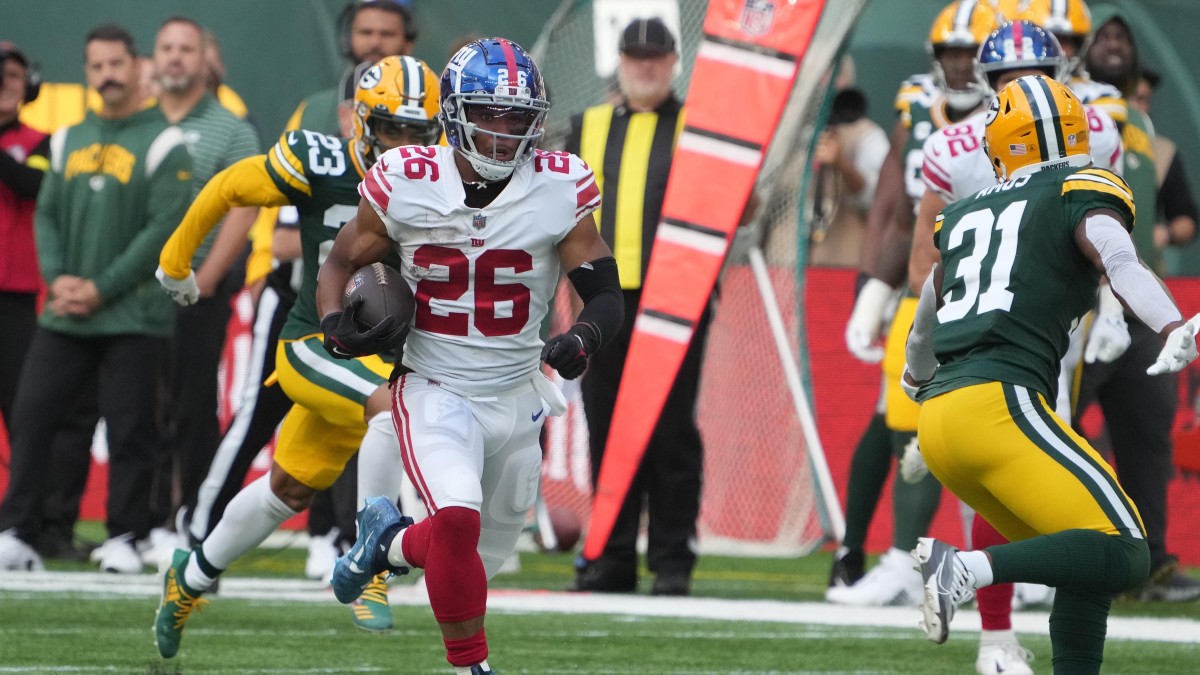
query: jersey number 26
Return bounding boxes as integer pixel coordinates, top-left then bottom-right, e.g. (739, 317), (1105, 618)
(414, 245), (532, 337)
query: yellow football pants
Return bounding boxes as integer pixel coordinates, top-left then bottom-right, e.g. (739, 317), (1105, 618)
(272, 334), (392, 490)
(918, 381), (1145, 543)
(883, 296), (920, 431)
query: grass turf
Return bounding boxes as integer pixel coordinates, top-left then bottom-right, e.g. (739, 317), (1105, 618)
(3, 523), (1198, 673)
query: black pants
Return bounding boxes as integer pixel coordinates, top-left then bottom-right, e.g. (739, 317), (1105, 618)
(151, 271), (240, 526)
(0, 328), (165, 542)
(0, 291), (37, 425)
(580, 289), (709, 578)
(1076, 318), (1177, 569)
(183, 279), (355, 543)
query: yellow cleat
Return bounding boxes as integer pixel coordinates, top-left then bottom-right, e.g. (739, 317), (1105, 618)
(154, 548), (209, 658)
(350, 572), (393, 632)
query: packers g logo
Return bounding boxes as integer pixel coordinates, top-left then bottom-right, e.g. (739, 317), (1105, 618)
(358, 65), (382, 90)
(984, 97), (1000, 127)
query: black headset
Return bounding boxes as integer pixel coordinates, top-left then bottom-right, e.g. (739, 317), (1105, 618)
(0, 43), (41, 103)
(336, 0), (418, 61)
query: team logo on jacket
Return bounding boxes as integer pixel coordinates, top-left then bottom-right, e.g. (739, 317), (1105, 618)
(472, 213), (487, 231)
(739, 0), (775, 36)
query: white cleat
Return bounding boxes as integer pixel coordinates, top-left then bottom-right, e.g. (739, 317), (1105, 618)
(0, 529), (44, 571)
(305, 528), (341, 582)
(976, 641), (1035, 675)
(825, 548), (923, 607)
(92, 533), (144, 574)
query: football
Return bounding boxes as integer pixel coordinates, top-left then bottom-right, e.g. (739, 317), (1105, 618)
(343, 262), (414, 330)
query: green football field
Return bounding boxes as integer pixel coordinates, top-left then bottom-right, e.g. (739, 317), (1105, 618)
(1, 531), (1198, 674)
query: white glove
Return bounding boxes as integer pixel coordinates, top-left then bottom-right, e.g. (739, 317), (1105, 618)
(845, 278), (895, 363)
(1084, 285), (1131, 363)
(1147, 314), (1200, 375)
(899, 436), (929, 484)
(156, 265), (200, 306)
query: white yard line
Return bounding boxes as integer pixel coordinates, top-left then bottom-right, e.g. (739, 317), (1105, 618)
(2, 571), (1198, 644)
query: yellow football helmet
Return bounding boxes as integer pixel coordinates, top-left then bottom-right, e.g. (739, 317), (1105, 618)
(984, 75), (1090, 180)
(353, 55), (441, 162)
(928, 1), (1006, 109)
(929, 0), (1005, 50)
(996, 0), (1092, 59)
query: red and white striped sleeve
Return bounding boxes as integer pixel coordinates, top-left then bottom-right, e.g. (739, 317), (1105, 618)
(921, 133), (955, 202)
(358, 149), (397, 216)
(571, 154), (601, 223)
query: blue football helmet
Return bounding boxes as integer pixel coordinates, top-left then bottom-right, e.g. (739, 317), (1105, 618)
(976, 20), (1070, 93)
(439, 38), (550, 181)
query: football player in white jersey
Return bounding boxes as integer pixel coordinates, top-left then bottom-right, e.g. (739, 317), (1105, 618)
(909, 21), (1125, 675)
(315, 39), (621, 675)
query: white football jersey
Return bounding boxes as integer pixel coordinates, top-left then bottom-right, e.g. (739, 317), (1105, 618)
(1070, 76), (1129, 127)
(921, 103), (1123, 203)
(360, 145), (600, 395)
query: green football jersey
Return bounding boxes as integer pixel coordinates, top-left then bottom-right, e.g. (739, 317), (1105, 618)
(895, 74), (962, 206)
(263, 128), (388, 340)
(918, 164), (1137, 403)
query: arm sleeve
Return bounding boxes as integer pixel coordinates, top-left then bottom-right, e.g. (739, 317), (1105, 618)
(0, 135), (50, 199)
(95, 142), (194, 301)
(159, 155), (292, 279)
(905, 268), (940, 381)
(567, 257), (623, 352)
(1084, 212), (1181, 332)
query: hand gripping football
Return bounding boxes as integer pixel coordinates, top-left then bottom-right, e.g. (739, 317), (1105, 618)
(344, 262), (414, 330)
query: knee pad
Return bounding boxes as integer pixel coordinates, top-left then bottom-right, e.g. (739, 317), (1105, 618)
(431, 506), (481, 555)
(439, 464), (484, 511)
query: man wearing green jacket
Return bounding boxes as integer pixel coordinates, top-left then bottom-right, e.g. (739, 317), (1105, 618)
(0, 24), (193, 574)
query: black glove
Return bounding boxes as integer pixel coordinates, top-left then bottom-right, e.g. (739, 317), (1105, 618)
(541, 323), (599, 380)
(321, 298), (407, 359)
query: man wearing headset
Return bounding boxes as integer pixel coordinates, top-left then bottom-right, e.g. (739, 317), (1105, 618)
(0, 42), (48, 441)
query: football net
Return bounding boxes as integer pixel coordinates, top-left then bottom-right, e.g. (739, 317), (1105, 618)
(534, 0), (866, 556)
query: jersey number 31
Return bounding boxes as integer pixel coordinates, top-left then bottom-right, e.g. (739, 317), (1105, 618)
(938, 201), (1025, 323)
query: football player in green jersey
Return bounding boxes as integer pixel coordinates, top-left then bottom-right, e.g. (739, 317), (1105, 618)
(904, 75), (1198, 674)
(830, 0), (1005, 607)
(153, 55), (442, 657)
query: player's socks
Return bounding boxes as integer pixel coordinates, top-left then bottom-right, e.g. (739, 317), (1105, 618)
(841, 413), (893, 550)
(196, 474), (301, 577)
(452, 655), (490, 675)
(958, 550), (994, 588)
(358, 411), (403, 506)
(1048, 586), (1111, 675)
(446, 631), (489, 672)
(987, 530), (1148, 592)
(890, 431), (942, 551)
(183, 546), (222, 592)
(972, 514), (1012, 630)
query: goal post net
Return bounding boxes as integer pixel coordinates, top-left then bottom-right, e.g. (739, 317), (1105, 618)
(534, 0), (867, 557)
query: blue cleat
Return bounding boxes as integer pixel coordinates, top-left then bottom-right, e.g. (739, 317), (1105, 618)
(331, 497), (413, 604)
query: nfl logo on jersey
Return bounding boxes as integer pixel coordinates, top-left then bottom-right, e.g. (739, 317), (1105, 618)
(473, 213), (487, 230)
(739, 0), (776, 36)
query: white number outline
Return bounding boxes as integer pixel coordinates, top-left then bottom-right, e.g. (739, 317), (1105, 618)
(937, 200), (1026, 323)
(303, 130), (346, 176)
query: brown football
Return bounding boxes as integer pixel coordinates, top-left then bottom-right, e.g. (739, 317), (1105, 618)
(343, 262), (414, 330)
